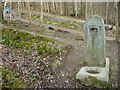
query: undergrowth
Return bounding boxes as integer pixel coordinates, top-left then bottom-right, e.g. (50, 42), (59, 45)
(2, 67), (24, 88)
(2, 28), (62, 56)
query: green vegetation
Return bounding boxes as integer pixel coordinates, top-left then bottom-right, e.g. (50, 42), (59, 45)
(21, 13), (26, 17)
(52, 56), (61, 70)
(112, 30), (116, 35)
(21, 12), (40, 21)
(19, 12), (79, 29)
(42, 18), (57, 25)
(58, 22), (79, 29)
(2, 67), (24, 88)
(21, 13), (29, 19)
(42, 18), (79, 29)
(74, 35), (83, 40)
(0, 4), (3, 22)
(42, 18), (50, 23)
(31, 15), (40, 21)
(2, 28), (62, 56)
(2, 20), (7, 24)
(41, 15), (79, 29)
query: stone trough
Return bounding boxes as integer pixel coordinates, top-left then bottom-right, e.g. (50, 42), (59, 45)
(76, 58), (109, 85)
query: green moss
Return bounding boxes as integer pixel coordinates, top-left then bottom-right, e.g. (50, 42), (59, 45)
(42, 18), (49, 23)
(83, 61), (88, 66)
(21, 13), (29, 19)
(74, 35), (83, 40)
(112, 30), (116, 35)
(2, 67), (24, 88)
(42, 17), (58, 24)
(21, 13), (25, 17)
(2, 20), (7, 24)
(31, 15), (40, 21)
(80, 76), (111, 88)
(42, 17), (79, 29)
(105, 45), (110, 48)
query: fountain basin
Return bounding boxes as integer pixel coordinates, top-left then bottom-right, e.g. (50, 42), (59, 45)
(76, 58), (109, 86)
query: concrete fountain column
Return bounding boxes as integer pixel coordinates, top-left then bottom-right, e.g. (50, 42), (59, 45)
(76, 15), (109, 87)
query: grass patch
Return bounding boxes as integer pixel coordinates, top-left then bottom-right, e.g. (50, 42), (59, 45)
(13, 11), (79, 30)
(57, 21), (79, 29)
(74, 35), (83, 40)
(21, 12), (29, 19)
(42, 17), (79, 29)
(2, 67), (24, 88)
(42, 18), (57, 24)
(2, 28), (63, 56)
(31, 15), (40, 21)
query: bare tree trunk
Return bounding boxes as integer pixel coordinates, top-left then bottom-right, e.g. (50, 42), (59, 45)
(67, 2), (70, 16)
(115, 2), (119, 42)
(85, 2), (88, 19)
(74, 0), (77, 17)
(106, 1), (109, 24)
(44, 2), (47, 12)
(99, 2), (102, 16)
(33, 2), (36, 10)
(18, 0), (21, 18)
(10, 0), (12, 20)
(28, 2), (31, 23)
(90, 2), (92, 15)
(60, 0), (63, 15)
(3, 0), (9, 18)
(55, 2), (58, 14)
(40, 0), (43, 24)
(52, 0), (55, 14)
(47, 0), (49, 13)
(118, 2), (120, 42)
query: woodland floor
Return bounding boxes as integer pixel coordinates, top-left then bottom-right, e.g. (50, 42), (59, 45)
(1, 13), (118, 88)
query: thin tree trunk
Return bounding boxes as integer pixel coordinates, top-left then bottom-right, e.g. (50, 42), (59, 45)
(47, 0), (49, 13)
(85, 2), (88, 19)
(3, 0), (8, 18)
(44, 2), (47, 12)
(52, 0), (55, 14)
(99, 2), (102, 16)
(40, 0), (43, 24)
(10, 0), (12, 20)
(90, 2), (92, 15)
(115, 2), (119, 42)
(74, 0), (77, 17)
(60, 0), (63, 15)
(18, 0), (21, 18)
(28, 2), (31, 23)
(106, 1), (109, 24)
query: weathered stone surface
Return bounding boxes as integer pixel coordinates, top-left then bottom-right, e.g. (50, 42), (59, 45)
(76, 58), (109, 87)
(84, 15), (106, 67)
(76, 16), (109, 87)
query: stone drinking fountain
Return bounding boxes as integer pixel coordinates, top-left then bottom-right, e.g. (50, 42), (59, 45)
(76, 15), (109, 87)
